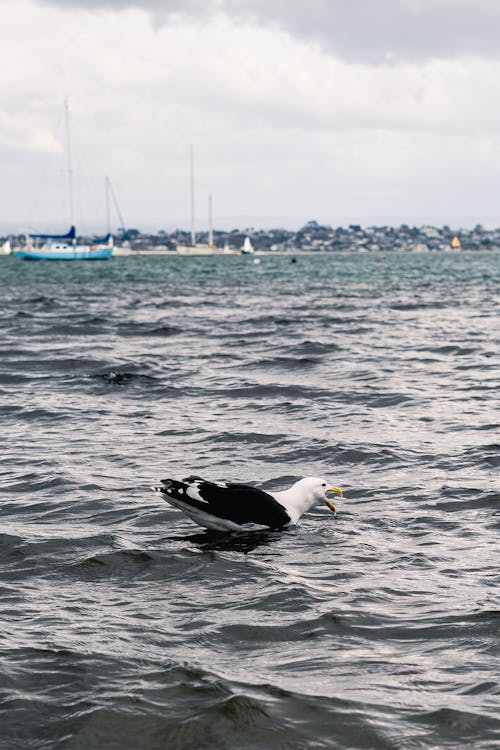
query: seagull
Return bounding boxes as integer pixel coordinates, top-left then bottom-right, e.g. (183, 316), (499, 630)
(152, 475), (343, 532)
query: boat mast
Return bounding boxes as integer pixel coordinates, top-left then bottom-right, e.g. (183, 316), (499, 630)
(106, 177), (127, 234)
(64, 98), (75, 233)
(190, 144), (196, 246)
(105, 176), (111, 234)
(208, 193), (213, 246)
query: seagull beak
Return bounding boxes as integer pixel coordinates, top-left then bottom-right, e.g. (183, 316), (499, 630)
(325, 486), (343, 514)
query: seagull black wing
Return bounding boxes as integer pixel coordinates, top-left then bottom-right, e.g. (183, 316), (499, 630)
(156, 477), (291, 529)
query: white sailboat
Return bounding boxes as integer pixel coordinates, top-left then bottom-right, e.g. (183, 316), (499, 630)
(105, 176), (137, 256)
(176, 146), (217, 255)
(241, 235), (254, 254)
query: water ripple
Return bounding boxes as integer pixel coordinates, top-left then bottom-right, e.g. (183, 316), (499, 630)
(0, 253), (499, 750)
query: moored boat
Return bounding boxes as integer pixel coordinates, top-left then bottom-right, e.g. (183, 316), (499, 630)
(176, 242), (216, 255)
(241, 236), (254, 254)
(14, 226), (113, 261)
(14, 100), (113, 261)
(176, 149), (219, 255)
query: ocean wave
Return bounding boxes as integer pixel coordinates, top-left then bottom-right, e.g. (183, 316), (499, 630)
(1, 252), (499, 750)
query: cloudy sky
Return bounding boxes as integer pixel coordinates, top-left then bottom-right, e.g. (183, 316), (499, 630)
(2, 0), (500, 232)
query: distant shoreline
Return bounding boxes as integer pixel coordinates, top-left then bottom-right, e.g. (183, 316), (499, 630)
(4, 220), (500, 254)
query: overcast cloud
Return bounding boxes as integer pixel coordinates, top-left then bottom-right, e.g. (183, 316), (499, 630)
(42, 0), (500, 62)
(1, 0), (500, 232)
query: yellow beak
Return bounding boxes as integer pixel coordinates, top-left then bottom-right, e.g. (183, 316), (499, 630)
(325, 486), (343, 514)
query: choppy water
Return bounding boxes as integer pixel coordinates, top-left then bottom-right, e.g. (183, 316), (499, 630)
(1, 251), (499, 749)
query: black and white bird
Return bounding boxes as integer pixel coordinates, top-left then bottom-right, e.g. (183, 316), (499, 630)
(152, 475), (344, 531)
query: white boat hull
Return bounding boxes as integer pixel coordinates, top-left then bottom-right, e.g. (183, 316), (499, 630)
(176, 244), (216, 256)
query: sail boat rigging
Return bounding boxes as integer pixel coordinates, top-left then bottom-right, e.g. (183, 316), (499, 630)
(65, 98), (75, 230)
(14, 99), (113, 261)
(176, 146), (217, 255)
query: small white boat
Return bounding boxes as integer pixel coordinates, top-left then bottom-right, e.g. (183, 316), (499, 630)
(241, 236), (254, 254)
(176, 242), (216, 256)
(111, 242), (135, 256)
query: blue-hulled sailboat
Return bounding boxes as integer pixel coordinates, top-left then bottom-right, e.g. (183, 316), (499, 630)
(14, 226), (113, 261)
(14, 99), (113, 261)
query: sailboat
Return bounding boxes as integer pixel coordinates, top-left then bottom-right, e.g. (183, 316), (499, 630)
(104, 175), (135, 256)
(176, 146), (217, 255)
(15, 227), (113, 261)
(14, 100), (113, 261)
(241, 235), (254, 254)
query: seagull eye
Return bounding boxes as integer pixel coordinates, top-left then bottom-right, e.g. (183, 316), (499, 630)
(322, 483), (326, 487)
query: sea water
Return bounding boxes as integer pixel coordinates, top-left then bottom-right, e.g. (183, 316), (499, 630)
(1, 252), (499, 749)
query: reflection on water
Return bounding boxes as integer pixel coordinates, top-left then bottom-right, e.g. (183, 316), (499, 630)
(174, 529), (286, 553)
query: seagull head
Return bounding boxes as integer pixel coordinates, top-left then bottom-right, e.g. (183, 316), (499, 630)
(281, 477), (343, 522)
(298, 477), (343, 511)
